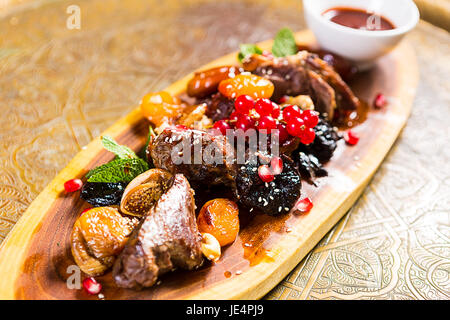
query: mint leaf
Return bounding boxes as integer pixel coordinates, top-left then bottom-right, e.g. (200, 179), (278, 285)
(272, 27), (298, 57)
(86, 158), (149, 183)
(238, 44), (263, 62)
(101, 135), (137, 159)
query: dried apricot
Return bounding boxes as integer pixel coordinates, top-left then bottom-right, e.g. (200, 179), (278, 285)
(187, 66), (241, 98)
(140, 91), (182, 127)
(197, 198), (239, 246)
(218, 73), (274, 100)
(71, 206), (138, 276)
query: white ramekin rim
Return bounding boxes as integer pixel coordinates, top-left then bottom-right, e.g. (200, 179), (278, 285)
(303, 0), (420, 38)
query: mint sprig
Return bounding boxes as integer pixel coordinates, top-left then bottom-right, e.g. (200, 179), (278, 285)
(238, 44), (263, 62)
(272, 27), (298, 57)
(86, 158), (149, 183)
(101, 135), (137, 159)
(85, 135), (150, 183)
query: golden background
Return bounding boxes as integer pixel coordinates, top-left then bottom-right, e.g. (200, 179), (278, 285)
(0, 0), (449, 299)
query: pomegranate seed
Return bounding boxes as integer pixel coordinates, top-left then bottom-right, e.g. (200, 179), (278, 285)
(296, 197), (313, 213)
(344, 130), (359, 145)
(255, 98), (275, 116)
(302, 110), (319, 128)
(276, 123), (290, 144)
(282, 105), (301, 122)
(286, 117), (305, 137)
(213, 120), (231, 135)
(80, 208), (91, 216)
(235, 95), (254, 114)
(262, 50), (274, 59)
(270, 156), (283, 175)
(258, 165), (274, 183)
(174, 124), (188, 130)
(257, 115), (277, 131)
(374, 93), (387, 108)
(64, 179), (83, 193)
(83, 277), (102, 295)
(300, 127), (316, 145)
(278, 95), (289, 104)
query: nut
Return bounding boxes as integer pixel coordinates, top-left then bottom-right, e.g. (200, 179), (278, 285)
(242, 54), (271, 72)
(177, 103), (211, 129)
(200, 233), (221, 263)
(291, 95), (315, 110)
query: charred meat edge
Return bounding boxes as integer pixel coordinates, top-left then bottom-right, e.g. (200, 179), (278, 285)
(113, 174), (203, 289)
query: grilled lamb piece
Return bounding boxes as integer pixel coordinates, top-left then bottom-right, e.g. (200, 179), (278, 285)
(251, 51), (360, 122)
(148, 126), (237, 188)
(113, 174), (203, 289)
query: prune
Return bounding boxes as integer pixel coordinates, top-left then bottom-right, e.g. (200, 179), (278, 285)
(81, 182), (127, 207)
(235, 153), (301, 216)
(298, 117), (341, 163)
(201, 92), (235, 122)
(294, 151), (327, 180)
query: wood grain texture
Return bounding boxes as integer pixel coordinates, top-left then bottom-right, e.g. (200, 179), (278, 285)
(0, 30), (418, 300)
(414, 0), (450, 31)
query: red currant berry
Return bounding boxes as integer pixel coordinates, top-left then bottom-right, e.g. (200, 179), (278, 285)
(276, 123), (290, 144)
(286, 117), (305, 137)
(213, 120), (231, 135)
(344, 130), (359, 145)
(258, 165), (274, 183)
(235, 114), (255, 132)
(302, 110), (319, 128)
(270, 156), (283, 175)
(83, 277), (102, 295)
(271, 102), (281, 119)
(296, 197), (313, 213)
(64, 179), (83, 193)
(374, 93), (387, 108)
(282, 105), (301, 122)
(255, 98), (275, 116)
(235, 95), (254, 114)
(257, 115), (277, 131)
(228, 111), (240, 126)
(300, 127), (316, 145)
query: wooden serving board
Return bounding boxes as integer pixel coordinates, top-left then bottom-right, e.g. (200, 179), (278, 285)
(0, 30), (418, 300)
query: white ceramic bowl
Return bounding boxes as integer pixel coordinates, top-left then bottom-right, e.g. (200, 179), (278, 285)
(303, 0), (419, 69)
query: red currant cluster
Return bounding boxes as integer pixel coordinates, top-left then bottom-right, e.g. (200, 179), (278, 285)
(213, 95), (320, 145)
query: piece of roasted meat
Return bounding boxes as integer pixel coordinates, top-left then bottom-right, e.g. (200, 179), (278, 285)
(248, 51), (360, 123)
(235, 153), (302, 216)
(113, 174), (203, 289)
(148, 126), (237, 188)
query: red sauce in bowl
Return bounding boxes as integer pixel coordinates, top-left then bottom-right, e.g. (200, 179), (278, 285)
(323, 7), (395, 31)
